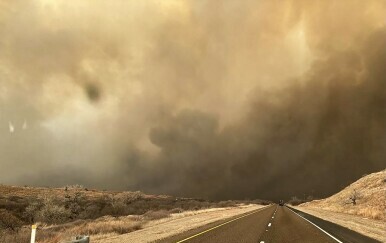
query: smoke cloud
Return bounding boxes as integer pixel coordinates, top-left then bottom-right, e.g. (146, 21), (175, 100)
(0, 0), (385, 200)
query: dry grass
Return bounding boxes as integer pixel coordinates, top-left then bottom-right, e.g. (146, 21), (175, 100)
(0, 184), (269, 242)
(0, 216), (143, 243)
(0, 204), (263, 242)
(300, 170), (386, 220)
(57, 217), (143, 242)
(1, 206), (260, 243)
(294, 207), (386, 242)
(66, 218), (141, 236)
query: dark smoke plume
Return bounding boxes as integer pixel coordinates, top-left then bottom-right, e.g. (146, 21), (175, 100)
(0, 0), (385, 200)
(85, 83), (101, 102)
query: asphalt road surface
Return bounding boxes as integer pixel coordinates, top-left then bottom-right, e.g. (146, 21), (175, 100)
(158, 205), (380, 243)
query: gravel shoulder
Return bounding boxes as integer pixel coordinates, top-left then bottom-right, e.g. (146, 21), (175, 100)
(94, 204), (266, 243)
(294, 206), (386, 242)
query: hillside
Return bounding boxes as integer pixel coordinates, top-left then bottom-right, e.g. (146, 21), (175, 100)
(0, 184), (167, 203)
(300, 170), (386, 220)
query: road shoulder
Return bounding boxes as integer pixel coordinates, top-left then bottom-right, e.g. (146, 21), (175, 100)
(293, 206), (385, 242)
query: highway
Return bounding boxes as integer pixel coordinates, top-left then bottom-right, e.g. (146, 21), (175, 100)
(157, 205), (380, 243)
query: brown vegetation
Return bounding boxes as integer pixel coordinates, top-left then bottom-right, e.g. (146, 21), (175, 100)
(300, 170), (386, 220)
(287, 196), (310, 206)
(143, 210), (170, 220)
(294, 207), (385, 242)
(0, 184), (269, 242)
(0, 209), (23, 231)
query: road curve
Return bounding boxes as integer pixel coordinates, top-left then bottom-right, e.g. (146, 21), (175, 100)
(157, 205), (380, 243)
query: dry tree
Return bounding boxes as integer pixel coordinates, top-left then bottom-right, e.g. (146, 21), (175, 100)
(349, 189), (360, 205)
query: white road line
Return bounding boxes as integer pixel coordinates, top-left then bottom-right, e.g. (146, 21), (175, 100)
(287, 207), (343, 243)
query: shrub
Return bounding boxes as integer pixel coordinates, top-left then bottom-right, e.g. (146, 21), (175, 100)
(64, 191), (86, 218)
(114, 201), (130, 215)
(169, 208), (183, 214)
(288, 196), (305, 206)
(0, 197), (28, 218)
(121, 191), (144, 203)
(217, 201), (237, 208)
(36, 204), (71, 224)
(349, 189), (361, 205)
(143, 210), (170, 220)
(35, 198), (71, 224)
(65, 185), (85, 190)
(0, 228), (31, 242)
(24, 200), (43, 223)
(79, 205), (102, 219)
(0, 209), (23, 231)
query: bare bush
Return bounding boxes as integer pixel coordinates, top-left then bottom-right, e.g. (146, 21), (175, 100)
(121, 191), (144, 203)
(288, 196), (305, 206)
(65, 185), (85, 190)
(349, 189), (361, 205)
(99, 195), (130, 216)
(0, 209), (23, 231)
(64, 191), (86, 219)
(0, 228), (31, 242)
(35, 198), (71, 224)
(217, 200), (238, 208)
(169, 208), (183, 214)
(109, 201), (129, 216)
(144, 210), (170, 220)
(24, 200), (43, 223)
(79, 205), (102, 219)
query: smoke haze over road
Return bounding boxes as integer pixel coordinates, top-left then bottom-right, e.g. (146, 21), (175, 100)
(0, 0), (385, 200)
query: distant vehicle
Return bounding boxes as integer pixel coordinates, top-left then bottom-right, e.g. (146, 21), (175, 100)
(279, 200), (284, 206)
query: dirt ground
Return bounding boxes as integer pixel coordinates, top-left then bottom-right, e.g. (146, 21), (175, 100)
(294, 206), (386, 242)
(94, 204), (266, 243)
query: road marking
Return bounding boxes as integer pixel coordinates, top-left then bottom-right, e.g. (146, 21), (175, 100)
(287, 207), (343, 243)
(175, 206), (270, 243)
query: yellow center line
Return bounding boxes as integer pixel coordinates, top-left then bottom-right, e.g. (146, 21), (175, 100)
(175, 205), (272, 243)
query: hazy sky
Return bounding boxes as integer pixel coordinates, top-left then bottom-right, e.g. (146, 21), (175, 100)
(0, 0), (385, 200)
